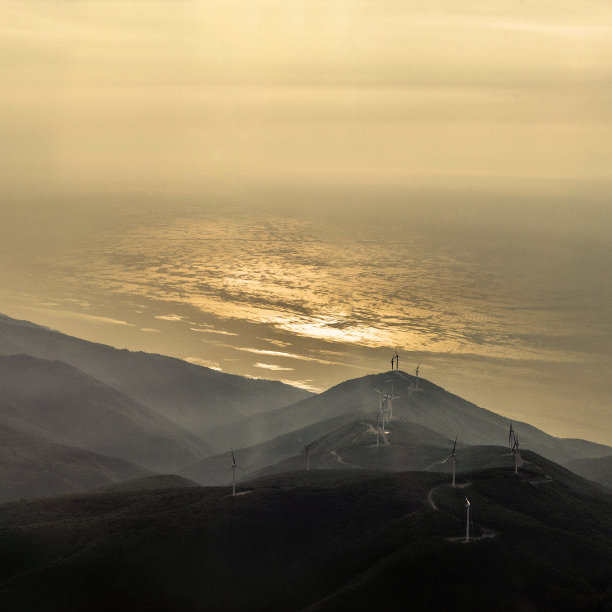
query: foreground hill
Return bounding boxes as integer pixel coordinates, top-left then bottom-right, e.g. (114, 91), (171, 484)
(209, 371), (612, 465)
(0, 314), (313, 445)
(90, 474), (200, 494)
(0, 458), (610, 611)
(0, 422), (149, 503)
(0, 354), (209, 472)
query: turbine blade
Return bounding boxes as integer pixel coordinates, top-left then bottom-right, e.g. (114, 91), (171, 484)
(231, 448), (236, 466)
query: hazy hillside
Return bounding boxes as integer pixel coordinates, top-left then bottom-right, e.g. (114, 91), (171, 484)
(0, 422), (149, 503)
(0, 314), (313, 443)
(209, 371), (612, 465)
(237, 418), (458, 483)
(0, 460), (610, 611)
(565, 455), (612, 490)
(181, 412), (354, 485)
(0, 354), (209, 472)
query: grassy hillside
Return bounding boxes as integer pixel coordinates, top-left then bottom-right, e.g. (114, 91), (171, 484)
(0, 458), (610, 611)
(90, 474), (199, 494)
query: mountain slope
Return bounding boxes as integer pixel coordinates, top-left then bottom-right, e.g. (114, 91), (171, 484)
(209, 371), (612, 465)
(0, 314), (313, 443)
(0, 354), (209, 472)
(565, 455), (612, 490)
(0, 421), (149, 503)
(0, 462), (610, 611)
(246, 418), (459, 481)
(180, 412), (354, 485)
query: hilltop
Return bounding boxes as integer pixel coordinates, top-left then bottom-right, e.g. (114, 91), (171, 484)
(191, 371), (612, 481)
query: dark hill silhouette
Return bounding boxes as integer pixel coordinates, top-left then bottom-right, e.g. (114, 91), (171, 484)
(90, 474), (199, 494)
(0, 462), (610, 611)
(0, 314), (313, 446)
(0, 354), (209, 472)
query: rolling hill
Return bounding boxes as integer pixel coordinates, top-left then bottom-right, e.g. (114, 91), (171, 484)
(0, 456), (610, 611)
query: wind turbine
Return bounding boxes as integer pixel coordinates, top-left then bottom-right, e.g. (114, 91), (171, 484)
(441, 435), (458, 487)
(415, 363), (420, 390)
(229, 448), (242, 496)
(511, 432), (523, 475)
(298, 438), (315, 471)
(374, 388), (386, 428)
(375, 401), (390, 446)
(394, 347), (399, 371)
(384, 379), (399, 421)
(465, 497), (471, 543)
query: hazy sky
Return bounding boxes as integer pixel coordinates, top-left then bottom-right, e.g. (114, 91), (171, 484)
(1, 1), (612, 444)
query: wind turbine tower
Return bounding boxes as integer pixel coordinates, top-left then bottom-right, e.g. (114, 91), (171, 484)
(441, 435), (458, 487)
(511, 433), (523, 475)
(299, 438), (315, 471)
(384, 380), (399, 421)
(465, 497), (471, 543)
(229, 448), (241, 496)
(415, 363), (420, 390)
(375, 402), (390, 446)
(374, 388), (386, 426)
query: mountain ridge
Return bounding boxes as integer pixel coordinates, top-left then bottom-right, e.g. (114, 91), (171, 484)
(0, 313), (313, 445)
(206, 371), (612, 466)
(0, 353), (210, 472)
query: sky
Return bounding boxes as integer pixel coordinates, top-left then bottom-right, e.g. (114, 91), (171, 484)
(1, 1), (612, 444)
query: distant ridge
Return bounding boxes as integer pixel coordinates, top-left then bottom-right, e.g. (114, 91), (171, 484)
(0, 421), (149, 503)
(0, 313), (313, 448)
(0, 353), (210, 472)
